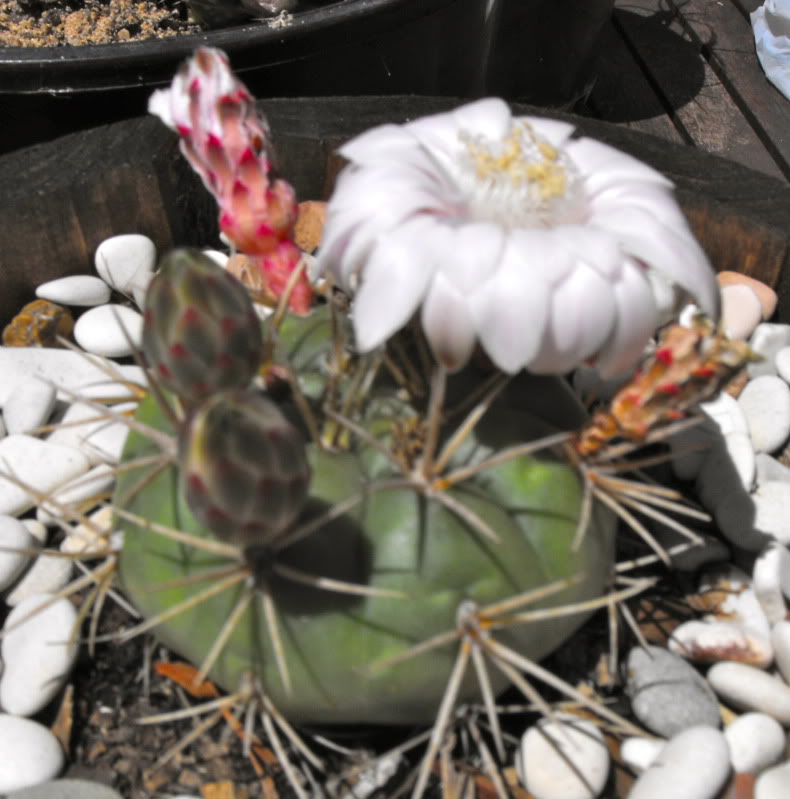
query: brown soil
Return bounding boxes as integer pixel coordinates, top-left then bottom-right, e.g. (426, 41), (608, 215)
(0, 0), (200, 46)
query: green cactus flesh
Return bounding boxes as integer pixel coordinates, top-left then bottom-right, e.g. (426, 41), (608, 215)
(116, 308), (616, 726)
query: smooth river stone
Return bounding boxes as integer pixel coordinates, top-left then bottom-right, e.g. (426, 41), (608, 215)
(73, 305), (143, 359)
(0, 435), (90, 516)
(668, 620), (772, 668)
(0, 714), (64, 792)
(720, 284), (763, 340)
(748, 323), (790, 378)
(717, 271), (778, 320)
(714, 481), (790, 551)
(724, 712), (786, 775)
(0, 348), (123, 406)
(738, 375), (790, 454)
(755, 761), (790, 799)
(2, 378), (56, 437)
(629, 726), (730, 799)
(6, 780), (124, 799)
(771, 620), (790, 685)
(516, 713), (610, 799)
(6, 553), (73, 607)
(707, 661), (790, 724)
(698, 565), (771, 639)
(755, 453), (790, 484)
(752, 543), (790, 624)
(94, 233), (156, 295)
(619, 737), (665, 775)
(35, 276), (111, 307)
(36, 463), (115, 525)
(0, 516), (34, 592)
(626, 646), (721, 737)
(45, 401), (135, 466)
(775, 346), (790, 384)
(0, 594), (78, 716)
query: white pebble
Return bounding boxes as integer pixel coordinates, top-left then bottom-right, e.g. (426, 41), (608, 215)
(629, 726), (730, 799)
(21, 519), (47, 544)
(60, 505), (115, 557)
(37, 463), (115, 525)
(76, 364), (146, 402)
(0, 517), (33, 592)
(699, 566), (771, 639)
(0, 594), (78, 716)
(203, 249), (229, 267)
(756, 760), (790, 799)
(516, 713), (610, 799)
(696, 432), (756, 511)
(724, 712), (786, 775)
(721, 284), (764, 340)
(46, 402), (134, 466)
(775, 346), (790, 384)
(755, 453), (790, 485)
(6, 553), (73, 607)
(35, 275), (111, 307)
(753, 544), (790, 624)
(748, 323), (790, 378)
(739, 375), (790, 454)
(0, 714), (64, 792)
(668, 620), (772, 668)
(73, 305), (143, 359)
(2, 379), (56, 437)
(715, 481), (790, 551)
(707, 661), (790, 724)
(772, 621), (790, 685)
(0, 348), (125, 406)
(94, 233), (156, 296)
(619, 737), (665, 775)
(0, 435), (90, 517)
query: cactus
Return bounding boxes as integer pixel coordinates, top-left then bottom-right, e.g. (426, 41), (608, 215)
(141, 248), (264, 405)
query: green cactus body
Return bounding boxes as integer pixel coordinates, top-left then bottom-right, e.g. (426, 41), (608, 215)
(142, 249), (264, 404)
(117, 307), (616, 726)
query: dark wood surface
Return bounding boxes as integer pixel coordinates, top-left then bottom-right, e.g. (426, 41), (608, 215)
(584, 0), (790, 183)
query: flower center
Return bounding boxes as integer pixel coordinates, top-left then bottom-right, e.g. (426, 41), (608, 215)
(459, 121), (586, 228)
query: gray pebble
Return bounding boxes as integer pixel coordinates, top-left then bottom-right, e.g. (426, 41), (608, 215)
(7, 780), (122, 799)
(626, 646), (721, 737)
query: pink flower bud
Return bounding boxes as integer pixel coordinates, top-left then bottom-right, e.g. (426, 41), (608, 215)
(149, 47), (312, 314)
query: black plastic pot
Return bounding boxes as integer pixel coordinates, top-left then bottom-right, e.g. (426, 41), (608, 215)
(0, 0), (488, 152)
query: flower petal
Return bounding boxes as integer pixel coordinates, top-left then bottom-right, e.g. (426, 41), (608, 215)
(339, 123), (423, 165)
(351, 216), (442, 352)
(439, 222), (506, 293)
(568, 136), (674, 192)
(421, 272), (477, 372)
(467, 235), (550, 373)
(451, 97), (513, 141)
(519, 116), (577, 149)
(589, 205), (719, 319)
(592, 259), (659, 377)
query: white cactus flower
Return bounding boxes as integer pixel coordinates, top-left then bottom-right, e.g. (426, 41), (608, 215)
(316, 98), (719, 376)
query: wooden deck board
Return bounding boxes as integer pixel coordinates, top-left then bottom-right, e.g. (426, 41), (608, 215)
(587, 0), (790, 183)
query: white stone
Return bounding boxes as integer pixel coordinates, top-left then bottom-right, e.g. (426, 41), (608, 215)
(707, 661), (790, 724)
(668, 620), (772, 669)
(753, 544), (790, 624)
(697, 432), (756, 504)
(628, 726), (730, 799)
(772, 620), (790, 685)
(775, 346), (790, 384)
(73, 305), (143, 359)
(94, 233), (156, 296)
(699, 565), (772, 639)
(756, 453), (790, 485)
(703, 392), (750, 436)
(0, 594), (78, 716)
(748, 323), (790, 378)
(0, 516), (33, 592)
(0, 714), (64, 792)
(0, 348), (125, 406)
(6, 553), (73, 607)
(0, 414), (5, 440)
(653, 528), (730, 572)
(724, 712), (786, 775)
(721, 284), (764, 340)
(37, 464), (115, 525)
(46, 402), (134, 466)
(75, 364), (146, 402)
(2, 379), (56, 437)
(756, 761), (790, 799)
(739, 375), (790, 454)
(35, 275), (111, 307)
(60, 505), (116, 557)
(21, 519), (47, 544)
(714, 481), (790, 551)
(619, 737), (665, 775)
(130, 269), (154, 310)
(203, 249), (229, 267)
(0, 435), (90, 517)
(516, 713), (610, 799)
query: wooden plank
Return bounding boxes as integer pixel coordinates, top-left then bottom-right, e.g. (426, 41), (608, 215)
(613, 0), (785, 180)
(669, 0), (790, 180)
(584, 20), (688, 144)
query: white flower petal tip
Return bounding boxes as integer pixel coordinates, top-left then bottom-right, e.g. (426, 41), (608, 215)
(320, 98), (719, 375)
